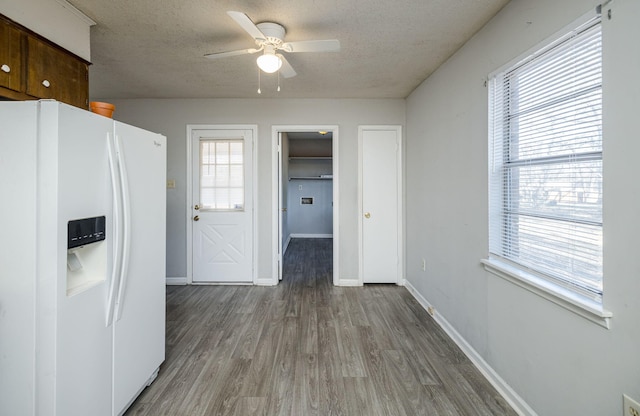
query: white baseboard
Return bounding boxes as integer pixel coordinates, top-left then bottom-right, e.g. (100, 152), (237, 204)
(167, 276), (278, 286)
(404, 280), (537, 416)
(337, 278), (361, 287)
(290, 233), (333, 239)
(166, 277), (187, 285)
(255, 276), (278, 286)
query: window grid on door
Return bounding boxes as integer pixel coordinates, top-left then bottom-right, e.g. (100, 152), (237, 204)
(200, 139), (244, 210)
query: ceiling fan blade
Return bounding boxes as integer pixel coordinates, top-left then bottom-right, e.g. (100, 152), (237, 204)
(204, 48), (260, 59)
(227, 11), (266, 41)
(278, 55), (297, 78)
(280, 39), (340, 53)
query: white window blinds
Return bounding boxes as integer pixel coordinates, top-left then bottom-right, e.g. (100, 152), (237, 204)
(488, 17), (603, 303)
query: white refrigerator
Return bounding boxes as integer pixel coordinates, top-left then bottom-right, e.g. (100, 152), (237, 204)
(0, 100), (166, 416)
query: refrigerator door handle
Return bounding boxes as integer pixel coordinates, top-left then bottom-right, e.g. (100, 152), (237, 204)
(106, 132), (122, 326)
(114, 134), (132, 322)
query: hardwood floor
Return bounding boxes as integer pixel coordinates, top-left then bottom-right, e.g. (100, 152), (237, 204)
(126, 238), (516, 415)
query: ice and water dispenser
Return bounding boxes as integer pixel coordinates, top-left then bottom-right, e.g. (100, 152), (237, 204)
(66, 216), (107, 296)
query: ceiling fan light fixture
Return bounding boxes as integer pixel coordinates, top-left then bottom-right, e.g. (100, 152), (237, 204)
(257, 51), (282, 73)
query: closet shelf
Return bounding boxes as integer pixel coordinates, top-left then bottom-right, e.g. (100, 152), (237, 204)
(288, 156), (332, 160)
(289, 176), (333, 181)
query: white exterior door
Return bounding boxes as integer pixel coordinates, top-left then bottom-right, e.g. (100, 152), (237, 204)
(359, 126), (402, 284)
(191, 128), (254, 283)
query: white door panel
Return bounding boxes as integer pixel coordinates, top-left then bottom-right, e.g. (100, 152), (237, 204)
(192, 129), (254, 283)
(360, 127), (402, 284)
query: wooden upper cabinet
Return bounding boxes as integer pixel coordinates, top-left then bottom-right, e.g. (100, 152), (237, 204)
(0, 19), (23, 93)
(26, 36), (89, 109)
(0, 14), (90, 109)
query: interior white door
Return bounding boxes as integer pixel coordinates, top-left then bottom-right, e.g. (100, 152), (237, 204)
(278, 132), (285, 281)
(360, 126), (402, 284)
(192, 129), (254, 283)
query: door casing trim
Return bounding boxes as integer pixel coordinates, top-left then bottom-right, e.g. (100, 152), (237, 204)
(271, 125), (340, 286)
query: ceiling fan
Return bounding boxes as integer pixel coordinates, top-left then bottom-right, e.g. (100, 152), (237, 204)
(205, 11), (341, 78)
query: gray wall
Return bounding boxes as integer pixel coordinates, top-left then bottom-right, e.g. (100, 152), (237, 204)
(405, 0), (640, 415)
(287, 178), (333, 235)
(105, 98), (406, 281)
(287, 149), (333, 236)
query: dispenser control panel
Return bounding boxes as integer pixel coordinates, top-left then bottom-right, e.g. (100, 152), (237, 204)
(67, 216), (106, 249)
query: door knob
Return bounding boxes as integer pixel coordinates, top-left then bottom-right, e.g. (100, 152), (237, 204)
(364, 212), (371, 219)
(194, 204), (200, 210)
(193, 215), (200, 221)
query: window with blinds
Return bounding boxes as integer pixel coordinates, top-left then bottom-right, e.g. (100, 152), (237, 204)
(488, 16), (603, 303)
(200, 139), (244, 210)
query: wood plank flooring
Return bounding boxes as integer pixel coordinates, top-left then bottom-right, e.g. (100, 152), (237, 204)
(125, 238), (516, 415)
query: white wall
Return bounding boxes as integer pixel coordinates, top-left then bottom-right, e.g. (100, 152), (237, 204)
(103, 98), (405, 282)
(405, 0), (640, 415)
(0, 0), (93, 60)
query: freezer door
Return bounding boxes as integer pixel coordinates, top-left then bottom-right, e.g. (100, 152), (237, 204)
(49, 102), (115, 416)
(0, 102), (39, 416)
(111, 121), (166, 415)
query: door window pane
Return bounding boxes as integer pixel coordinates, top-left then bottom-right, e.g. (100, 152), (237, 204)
(200, 139), (244, 210)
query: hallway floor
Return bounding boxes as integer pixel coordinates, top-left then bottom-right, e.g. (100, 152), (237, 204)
(126, 238), (516, 415)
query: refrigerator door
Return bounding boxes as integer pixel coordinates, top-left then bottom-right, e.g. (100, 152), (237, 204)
(111, 122), (166, 415)
(0, 102), (39, 416)
(44, 102), (115, 416)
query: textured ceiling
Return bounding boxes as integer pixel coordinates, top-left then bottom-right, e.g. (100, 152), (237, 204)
(68, 0), (509, 100)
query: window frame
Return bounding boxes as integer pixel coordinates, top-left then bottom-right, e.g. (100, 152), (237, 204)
(199, 138), (245, 211)
(483, 10), (612, 328)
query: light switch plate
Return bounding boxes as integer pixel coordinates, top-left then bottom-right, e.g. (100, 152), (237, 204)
(624, 394), (640, 416)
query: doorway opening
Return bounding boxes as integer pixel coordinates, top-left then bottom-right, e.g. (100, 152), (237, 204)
(272, 126), (339, 285)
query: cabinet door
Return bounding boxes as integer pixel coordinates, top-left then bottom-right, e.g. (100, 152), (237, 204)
(0, 19), (23, 92)
(27, 36), (88, 109)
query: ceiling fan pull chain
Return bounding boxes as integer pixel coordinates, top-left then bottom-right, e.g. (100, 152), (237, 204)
(257, 67), (262, 94)
(277, 71), (281, 92)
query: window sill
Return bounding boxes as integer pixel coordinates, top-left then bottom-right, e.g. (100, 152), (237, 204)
(481, 258), (612, 329)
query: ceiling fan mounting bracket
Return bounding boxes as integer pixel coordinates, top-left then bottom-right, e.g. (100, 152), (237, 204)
(256, 22), (286, 47)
